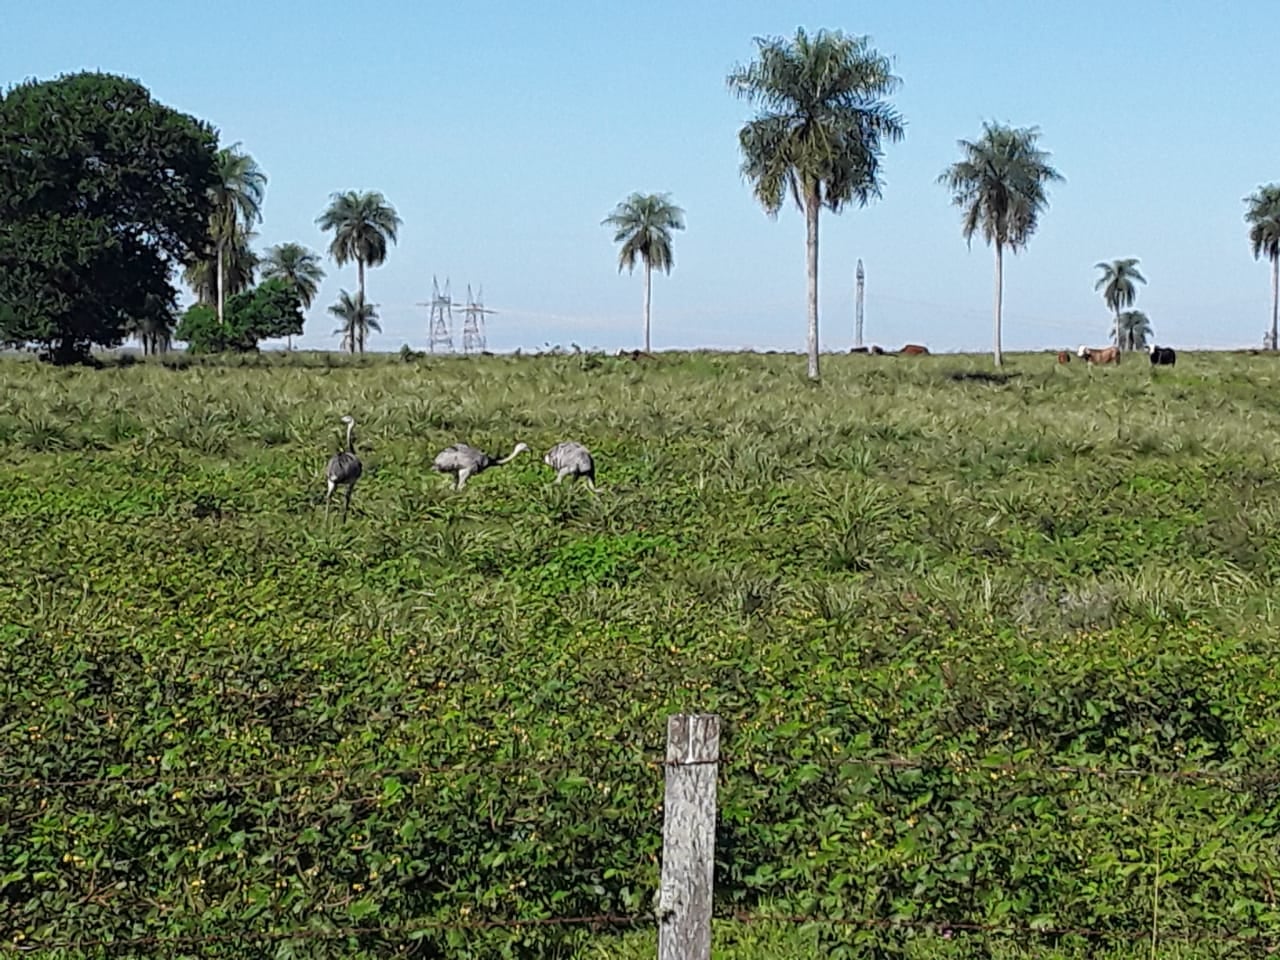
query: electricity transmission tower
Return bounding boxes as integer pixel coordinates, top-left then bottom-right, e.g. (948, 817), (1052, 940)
(460, 284), (496, 354)
(418, 277), (456, 353)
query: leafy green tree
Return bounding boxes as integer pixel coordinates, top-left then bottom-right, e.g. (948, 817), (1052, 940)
(1244, 184), (1280, 350)
(0, 71), (218, 364)
(175, 277), (303, 353)
(1114, 309), (1152, 351)
(602, 193), (685, 354)
(727, 27), (904, 381)
(262, 242), (325, 350)
(938, 122), (1063, 367)
(328, 290), (380, 354)
(1094, 258), (1146, 350)
(316, 191), (401, 353)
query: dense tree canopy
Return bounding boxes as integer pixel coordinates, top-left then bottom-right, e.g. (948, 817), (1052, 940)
(0, 71), (219, 363)
(175, 278), (304, 353)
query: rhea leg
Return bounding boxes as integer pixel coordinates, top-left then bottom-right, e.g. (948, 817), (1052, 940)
(456, 468), (472, 490)
(555, 468), (570, 484)
(341, 482), (355, 523)
(324, 478), (336, 521)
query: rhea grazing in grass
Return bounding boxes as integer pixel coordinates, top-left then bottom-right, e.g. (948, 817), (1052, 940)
(324, 415), (362, 522)
(543, 441), (596, 489)
(432, 441), (529, 490)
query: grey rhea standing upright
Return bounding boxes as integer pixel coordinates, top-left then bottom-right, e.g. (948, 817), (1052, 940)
(324, 415), (362, 523)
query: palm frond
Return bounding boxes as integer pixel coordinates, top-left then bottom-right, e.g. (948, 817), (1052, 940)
(728, 27), (905, 216)
(602, 192), (686, 275)
(1244, 184), (1280, 262)
(261, 242), (326, 309)
(317, 190), (403, 270)
(938, 121), (1063, 252)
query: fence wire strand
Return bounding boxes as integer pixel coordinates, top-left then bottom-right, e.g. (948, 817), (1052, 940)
(4, 911), (1276, 954)
(1, 752), (1276, 793)
(0, 914), (649, 953)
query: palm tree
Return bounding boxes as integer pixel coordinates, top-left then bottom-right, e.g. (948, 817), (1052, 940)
(1094, 258), (1146, 350)
(938, 122), (1063, 367)
(208, 144), (267, 328)
(1244, 184), (1280, 351)
(126, 294), (176, 356)
(316, 191), (401, 354)
(262, 242), (326, 350)
(1114, 309), (1152, 351)
(328, 290), (380, 354)
(601, 193), (685, 353)
(727, 27), (905, 381)
(184, 225), (260, 307)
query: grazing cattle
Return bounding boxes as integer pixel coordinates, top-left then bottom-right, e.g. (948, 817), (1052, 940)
(850, 346), (869, 354)
(1149, 344), (1176, 366)
(899, 343), (929, 355)
(1056, 351), (1072, 364)
(1077, 344), (1121, 365)
(869, 345), (886, 355)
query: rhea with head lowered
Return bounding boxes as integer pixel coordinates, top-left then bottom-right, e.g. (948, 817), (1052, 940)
(543, 441), (596, 490)
(324, 415), (363, 522)
(433, 441), (529, 490)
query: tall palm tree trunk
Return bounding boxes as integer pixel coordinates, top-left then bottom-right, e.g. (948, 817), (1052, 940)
(643, 261), (652, 354)
(1271, 254), (1278, 351)
(992, 242), (1004, 368)
(357, 260), (367, 355)
(1113, 308), (1121, 351)
(216, 242), (225, 328)
(805, 188), (821, 381)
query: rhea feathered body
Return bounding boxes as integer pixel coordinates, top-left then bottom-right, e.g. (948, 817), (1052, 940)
(433, 441), (529, 489)
(324, 415), (362, 522)
(543, 441), (596, 489)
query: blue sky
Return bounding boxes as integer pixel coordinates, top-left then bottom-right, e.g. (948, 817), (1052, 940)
(4, 1), (1278, 354)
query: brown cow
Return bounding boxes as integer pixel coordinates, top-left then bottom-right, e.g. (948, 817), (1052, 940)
(1057, 351), (1072, 364)
(1077, 345), (1120, 365)
(899, 343), (929, 355)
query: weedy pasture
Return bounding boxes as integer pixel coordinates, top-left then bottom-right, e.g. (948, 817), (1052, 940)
(2, 348), (1280, 959)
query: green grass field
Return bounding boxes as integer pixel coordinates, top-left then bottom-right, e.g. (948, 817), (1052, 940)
(3, 348), (1280, 958)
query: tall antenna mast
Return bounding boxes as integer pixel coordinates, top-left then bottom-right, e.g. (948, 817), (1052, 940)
(460, 284), (496, 354)
(854, 259), (865, 349)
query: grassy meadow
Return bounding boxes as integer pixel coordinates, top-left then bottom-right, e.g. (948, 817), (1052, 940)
(3, 348), (1280, 958)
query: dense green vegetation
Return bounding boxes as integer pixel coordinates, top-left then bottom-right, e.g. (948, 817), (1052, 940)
(2, 350), (1279, 958)
(0, 72), (218, 364)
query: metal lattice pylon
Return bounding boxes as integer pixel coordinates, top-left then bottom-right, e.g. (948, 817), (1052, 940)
(460, 284), (496, 354)
(419, 276), (455, 353)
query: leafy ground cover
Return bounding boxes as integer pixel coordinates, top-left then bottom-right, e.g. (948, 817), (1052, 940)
(2, 349), (1279, 958)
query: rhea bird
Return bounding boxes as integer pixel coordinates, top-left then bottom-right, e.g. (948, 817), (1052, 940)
(543, 440), (596, 489)
(432, 441), (529, 490)
(324, 415), (363, 522)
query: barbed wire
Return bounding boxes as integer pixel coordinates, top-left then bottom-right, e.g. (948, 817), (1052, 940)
(726, 911), (1278, 948)
(4, 910), (1275, 954)
(0, 913), (649, 953)
(0, 751), (1276, 793)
